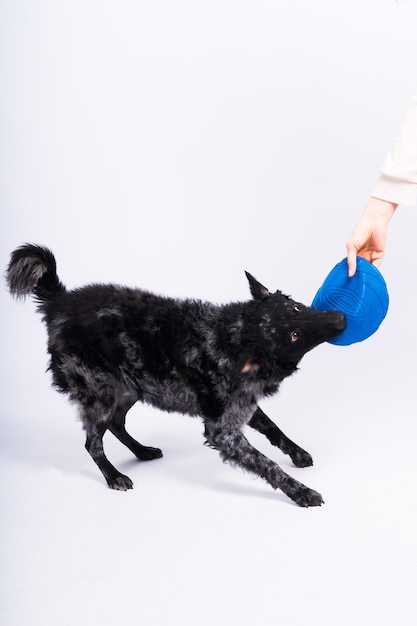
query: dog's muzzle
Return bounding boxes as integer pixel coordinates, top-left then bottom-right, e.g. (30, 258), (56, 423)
(331, 311), (347, 332)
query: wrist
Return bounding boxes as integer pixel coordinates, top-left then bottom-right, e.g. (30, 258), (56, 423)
(365, 197), (398, 223)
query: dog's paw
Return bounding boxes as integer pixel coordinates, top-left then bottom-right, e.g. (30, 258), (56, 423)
(137, 446), (163, 461)
(291, 448), (313, 468)
(290, 486), (324, 508)
(108, 475), (134, 491)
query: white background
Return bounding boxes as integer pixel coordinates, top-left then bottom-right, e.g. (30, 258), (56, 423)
(1, 1), (417, 625)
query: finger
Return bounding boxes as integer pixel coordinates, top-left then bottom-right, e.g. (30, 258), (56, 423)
(346, 244), (357, 277)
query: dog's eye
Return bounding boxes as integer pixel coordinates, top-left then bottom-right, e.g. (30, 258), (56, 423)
(293, 305), (300, 312)
(290, 330), (300, 343)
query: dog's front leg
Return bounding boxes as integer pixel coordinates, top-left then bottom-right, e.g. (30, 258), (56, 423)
(248, 407), (313, 468)
(204, 409), (323, 507)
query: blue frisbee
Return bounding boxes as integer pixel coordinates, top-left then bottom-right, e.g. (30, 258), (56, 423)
(311, 257), (389, 346)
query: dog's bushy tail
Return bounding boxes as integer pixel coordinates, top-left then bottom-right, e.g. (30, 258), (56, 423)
(6, 244), (66, 303)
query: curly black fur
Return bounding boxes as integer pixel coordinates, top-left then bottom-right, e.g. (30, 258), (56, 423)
(6, 244), (345, 507)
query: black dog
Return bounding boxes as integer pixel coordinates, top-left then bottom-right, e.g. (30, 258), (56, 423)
(6, 244), (345, 506)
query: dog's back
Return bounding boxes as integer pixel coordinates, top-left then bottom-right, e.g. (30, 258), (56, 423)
(6, 243), (345, 506)
(46, 283), (223, 417)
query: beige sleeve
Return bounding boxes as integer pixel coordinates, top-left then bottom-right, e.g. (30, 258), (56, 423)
(372, 88), (417, 206)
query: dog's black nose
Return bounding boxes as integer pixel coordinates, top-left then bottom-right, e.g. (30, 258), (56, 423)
(333, 311), (346, 331)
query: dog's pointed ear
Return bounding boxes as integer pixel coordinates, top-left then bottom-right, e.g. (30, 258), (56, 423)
(245, 272), (270, 300)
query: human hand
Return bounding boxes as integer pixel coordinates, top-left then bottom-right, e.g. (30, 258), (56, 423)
(346, 197), (397, 277)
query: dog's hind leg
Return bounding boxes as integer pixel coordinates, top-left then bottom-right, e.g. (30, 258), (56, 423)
(248, 407), (313, 468)
(204, 418), (323, 507)
(76, 389), (135, 490)
(84, 422), (134, 491)
(108, 392), (163, 461)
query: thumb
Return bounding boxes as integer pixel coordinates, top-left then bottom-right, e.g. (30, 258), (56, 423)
(346, 244), (357, 277)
